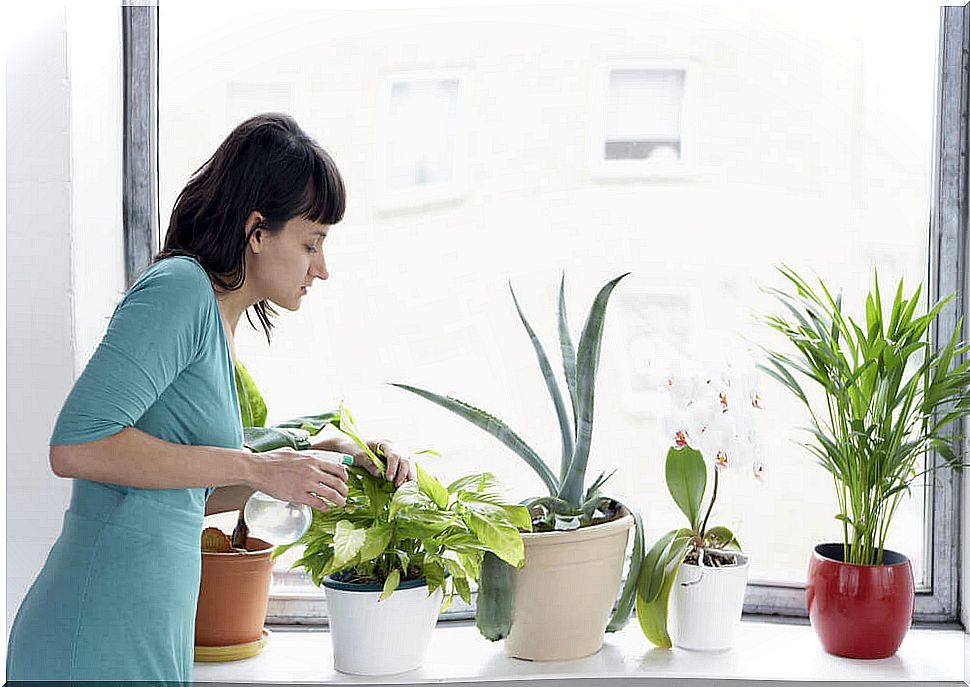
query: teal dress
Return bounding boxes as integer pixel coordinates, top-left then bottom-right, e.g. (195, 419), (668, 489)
(5, 255), (243, 682)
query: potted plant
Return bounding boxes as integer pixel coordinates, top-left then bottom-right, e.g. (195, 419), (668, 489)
(636, 356), (766, 651)
(392, 273), (645, 661)
(761, 266), (970, 659)
(195, 361), (341, 658)
(271, 403), (531, 676)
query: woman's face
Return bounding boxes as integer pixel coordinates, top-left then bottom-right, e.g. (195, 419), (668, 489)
(250, 215), (330, 311)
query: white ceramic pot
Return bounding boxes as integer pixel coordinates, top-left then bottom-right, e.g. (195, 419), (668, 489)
(322, 573), (443, 675)
(669, 549), (749, 652)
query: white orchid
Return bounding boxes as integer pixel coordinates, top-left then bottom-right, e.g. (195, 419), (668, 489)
(659, 347), (766, 481)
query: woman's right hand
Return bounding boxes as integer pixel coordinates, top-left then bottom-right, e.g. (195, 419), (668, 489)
(249, 447), (350, 511)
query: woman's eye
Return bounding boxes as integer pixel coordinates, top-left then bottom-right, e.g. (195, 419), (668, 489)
(305, 245), (317, 254)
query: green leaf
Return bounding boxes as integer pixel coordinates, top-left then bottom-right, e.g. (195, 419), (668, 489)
(332, 520), (367, 571)
(391, 383), (559, 496)
(475, 552), (514, 641)
(500, 504), (533, 531)
(272, 412), (339, 435)
(447, 472), (499, 494)
(416, 462), (449, 510)
(558, 272), (630, 505)
(332, 402), (386, 477)
(453, 570), (473, 606)
(379, 567), (401, 601)
(607, 506), (644, 632)
(665, 446), (707, 531)
(394, 510), (456, 539)
(357, 523), (394, 563)
(389, 480), (436, 519)
(558, 273), (579, 435)
(635, 529), (691, 648)
(234, 360), (267, 428)
(243, 426), (311, 453)
(509, 281), (576, 485)
(704, 525), (741, 551)
(462, 500), (526, 567)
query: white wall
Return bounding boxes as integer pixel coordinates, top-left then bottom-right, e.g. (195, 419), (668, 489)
(5, 2), (124, 642)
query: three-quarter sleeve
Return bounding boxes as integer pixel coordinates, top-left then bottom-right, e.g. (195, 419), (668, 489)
(50, 258), (212, 446)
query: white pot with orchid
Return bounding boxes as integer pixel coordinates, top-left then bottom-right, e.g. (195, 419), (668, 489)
(635, 352), (766, 652)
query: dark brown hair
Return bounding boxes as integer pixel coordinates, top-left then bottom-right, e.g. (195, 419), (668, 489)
(155, 112), (346, 343)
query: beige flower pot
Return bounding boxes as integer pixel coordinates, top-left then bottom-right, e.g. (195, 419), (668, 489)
(505, 507), (634, 661)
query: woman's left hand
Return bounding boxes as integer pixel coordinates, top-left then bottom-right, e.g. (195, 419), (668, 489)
(354, 439), (416, 487)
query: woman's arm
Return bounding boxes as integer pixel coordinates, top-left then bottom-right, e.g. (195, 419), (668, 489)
(204, 484), (256, 516)
(51, 425), (258, 491)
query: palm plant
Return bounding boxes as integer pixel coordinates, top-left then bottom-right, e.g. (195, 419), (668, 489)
(761, 266), (970, 565)
(392, 273), (644, 637)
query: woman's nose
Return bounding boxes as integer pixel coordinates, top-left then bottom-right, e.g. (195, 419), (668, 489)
(313, 251), (329, 281)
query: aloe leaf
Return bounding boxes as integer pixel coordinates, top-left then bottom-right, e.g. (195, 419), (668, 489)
(510, 281), (576, 486)
(391, 383), (559, 496)
(558, 273), (579, 434)
(606, 507), (645, 632)
(585, 468), (618, 501)
(558, 273), (631, 505)
(476, 551), (514, 640)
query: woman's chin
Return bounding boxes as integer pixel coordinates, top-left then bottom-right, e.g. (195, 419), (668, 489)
(268, 297), (301, 312)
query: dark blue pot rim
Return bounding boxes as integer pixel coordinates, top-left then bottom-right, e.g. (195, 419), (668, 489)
(813, 542), (909, 567)
(322, 570), (450, 592)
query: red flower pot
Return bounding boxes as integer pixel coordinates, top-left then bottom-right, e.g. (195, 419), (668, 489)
(806, 543), (914, 659)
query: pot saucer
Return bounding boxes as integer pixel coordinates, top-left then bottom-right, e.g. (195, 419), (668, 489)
(194, 627), (271, 662)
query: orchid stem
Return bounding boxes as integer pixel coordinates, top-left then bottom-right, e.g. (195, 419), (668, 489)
(698, 467), (720, 538)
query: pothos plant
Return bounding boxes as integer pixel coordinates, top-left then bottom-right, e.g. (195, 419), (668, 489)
(636, 356), (766, 648)
(392, 273), (644, 639)
(272, 403), (532, 608)
(231, 362), (531, 608)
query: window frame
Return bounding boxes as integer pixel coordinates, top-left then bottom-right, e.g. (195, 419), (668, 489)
(136, 4), (968, 625)
(588, 60), (697, 180)
(374, 68), (470, 213)
(123, 2), (160, 289)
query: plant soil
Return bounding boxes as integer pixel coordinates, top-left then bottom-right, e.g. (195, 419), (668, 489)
(528, 498), (626, 532)
(342, 566), (423, 585)
(684, 548), (741, 567)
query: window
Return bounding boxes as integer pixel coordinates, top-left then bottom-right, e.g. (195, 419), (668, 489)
(147, 2), (965, 625)
(376, 70), (469, 211)
(590, 62), (692, 177)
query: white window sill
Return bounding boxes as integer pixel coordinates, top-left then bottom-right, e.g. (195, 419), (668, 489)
(193, 618), (966, 684)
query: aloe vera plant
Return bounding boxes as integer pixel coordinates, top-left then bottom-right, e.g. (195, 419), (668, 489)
(393, 273), (645, 638)
(761, 266), (970, 566)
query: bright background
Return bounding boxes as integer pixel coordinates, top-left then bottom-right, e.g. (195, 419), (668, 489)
(159, 1), (939, 590)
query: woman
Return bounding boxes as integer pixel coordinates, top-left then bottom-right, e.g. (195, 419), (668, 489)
(5, 113), (414, 681)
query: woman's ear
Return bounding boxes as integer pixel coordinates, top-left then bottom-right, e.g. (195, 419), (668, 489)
(245, 211), (265, 253)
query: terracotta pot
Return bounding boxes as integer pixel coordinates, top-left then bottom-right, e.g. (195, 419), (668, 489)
(195, 537), (275, 647)
(806, 542), (914, 659)
(504, 508), (634, 661)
